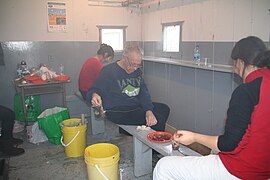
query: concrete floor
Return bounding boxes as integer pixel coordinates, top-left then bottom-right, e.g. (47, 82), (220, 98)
(7, 120), (160, 180)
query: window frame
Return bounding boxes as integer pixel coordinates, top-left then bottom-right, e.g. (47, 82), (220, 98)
(97, 25), (127, 52)
(162, 21), (183, 53)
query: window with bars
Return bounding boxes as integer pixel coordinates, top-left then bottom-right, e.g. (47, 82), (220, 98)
(97, 26), (127, 51)
(162, 21), (183, 52)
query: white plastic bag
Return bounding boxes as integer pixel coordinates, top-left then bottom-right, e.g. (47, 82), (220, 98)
(13, 121), (25, 133)
(27, 122), (48, 144)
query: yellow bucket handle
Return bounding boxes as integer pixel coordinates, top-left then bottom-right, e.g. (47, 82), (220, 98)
(95, 164), (109, 180)
(61, 131), (80, 147)
(93, 165), (124, 180)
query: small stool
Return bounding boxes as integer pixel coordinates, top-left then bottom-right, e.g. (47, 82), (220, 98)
(90, 108), (105, 135)
(74, 91), (105, 135)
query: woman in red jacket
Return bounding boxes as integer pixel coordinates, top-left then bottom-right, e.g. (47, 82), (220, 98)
(79, 44), (114, 99)
(154, 36), (270, 180)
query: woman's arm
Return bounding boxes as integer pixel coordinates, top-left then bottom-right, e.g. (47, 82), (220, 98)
(173, 130), (219, 151)
(174, 79), (260, 152)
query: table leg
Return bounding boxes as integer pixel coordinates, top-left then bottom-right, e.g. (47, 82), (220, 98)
(21, 88), (28, 127)
(62, 83), (67, 107)
(133, 136), (152, 177)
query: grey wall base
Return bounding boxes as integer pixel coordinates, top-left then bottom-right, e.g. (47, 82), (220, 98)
(66, 95), (90, 118)
(143, 61), (235, 135)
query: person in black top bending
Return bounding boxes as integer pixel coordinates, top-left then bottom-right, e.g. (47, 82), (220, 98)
(0, 105), (25, 156)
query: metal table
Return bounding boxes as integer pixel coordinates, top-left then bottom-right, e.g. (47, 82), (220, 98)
(15, 80), (70, 126)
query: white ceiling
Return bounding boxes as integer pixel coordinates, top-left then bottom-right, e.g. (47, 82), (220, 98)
(88, 0), (154, 8)
(88, 0), (206, 13)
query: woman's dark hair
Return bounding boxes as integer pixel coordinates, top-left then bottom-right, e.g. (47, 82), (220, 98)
(231, 36), (270, 69)
(97, 43), (114, 59)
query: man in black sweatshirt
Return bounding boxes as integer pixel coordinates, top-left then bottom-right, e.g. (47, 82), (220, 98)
(86, 44), (170, 132)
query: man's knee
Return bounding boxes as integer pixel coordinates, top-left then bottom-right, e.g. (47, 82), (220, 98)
(153, 102), (170, 117)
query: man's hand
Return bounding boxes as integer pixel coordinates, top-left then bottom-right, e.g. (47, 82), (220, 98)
(145, 110), (157, 127)
(91, 93), (102, 107)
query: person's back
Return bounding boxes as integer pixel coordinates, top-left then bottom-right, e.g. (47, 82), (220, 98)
(219, 54), (270, 179)
(220, 71), (270, 179)
(78, 44), (114, 99)
(79, 57), (103, 97)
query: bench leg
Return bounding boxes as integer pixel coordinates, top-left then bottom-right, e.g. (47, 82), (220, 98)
(90, 108), (105, 135)
(133, 137), (152, 177)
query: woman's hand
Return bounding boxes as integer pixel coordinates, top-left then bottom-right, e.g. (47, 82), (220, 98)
(173, 130), (196, 146)
(145, 110), (157, 127)
(173, 130), (220, 151)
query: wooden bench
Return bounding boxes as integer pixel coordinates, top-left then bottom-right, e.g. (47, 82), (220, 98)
(118, 124), (202, 177)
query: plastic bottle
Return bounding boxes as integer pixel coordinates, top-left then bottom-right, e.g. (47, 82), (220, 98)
(59, 64), (64, 75)
(194, 45), (201, 65)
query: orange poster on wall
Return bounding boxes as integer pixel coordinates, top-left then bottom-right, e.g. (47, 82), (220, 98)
(47, 2), (67, 32)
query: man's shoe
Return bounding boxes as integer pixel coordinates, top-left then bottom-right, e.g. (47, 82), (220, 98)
(9, 137), (23, 146)
(0, 143), (25, 157)
(0, 137), (23, 146)
(4, 147), (24, 157)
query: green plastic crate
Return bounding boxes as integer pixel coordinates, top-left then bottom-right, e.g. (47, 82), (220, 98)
(14, 93), (41, 122)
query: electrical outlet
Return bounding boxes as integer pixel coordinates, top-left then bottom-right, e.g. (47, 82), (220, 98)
(48, 55), (53, 62)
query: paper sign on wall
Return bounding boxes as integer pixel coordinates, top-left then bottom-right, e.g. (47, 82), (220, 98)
(47, 2), (67, 32)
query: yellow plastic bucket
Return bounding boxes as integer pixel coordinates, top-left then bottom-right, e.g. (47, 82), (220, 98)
(84, 143), (120, 180)
(61, 118), (87, 157)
